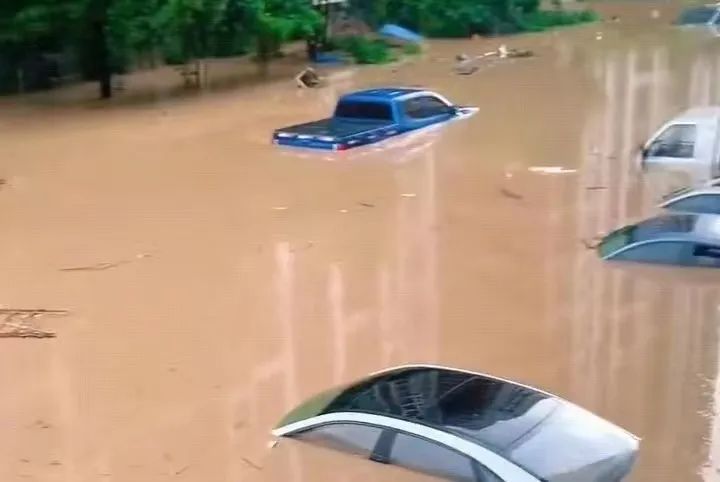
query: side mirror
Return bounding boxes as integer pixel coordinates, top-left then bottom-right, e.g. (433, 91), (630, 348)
(639, 143), (649, 159)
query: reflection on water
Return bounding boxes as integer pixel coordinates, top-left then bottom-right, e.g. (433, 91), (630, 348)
(572, 31), (720, 481)
(3, 10), (720, 482)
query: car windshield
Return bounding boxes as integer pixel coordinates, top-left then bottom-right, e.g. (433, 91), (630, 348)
(334, 100), (393, 120)
(508, 404), (638, 481)
(598, 215), (698, 257)
(677, 6), (716, 24)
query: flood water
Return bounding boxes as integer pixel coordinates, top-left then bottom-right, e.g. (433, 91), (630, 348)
(3, 3), (720, 481)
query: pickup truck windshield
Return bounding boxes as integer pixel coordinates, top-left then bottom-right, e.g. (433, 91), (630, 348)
(334, 100), (393, 121)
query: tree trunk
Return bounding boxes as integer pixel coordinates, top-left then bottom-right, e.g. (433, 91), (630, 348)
(89, 0), (112, 99)
(94, 20), (112, 99)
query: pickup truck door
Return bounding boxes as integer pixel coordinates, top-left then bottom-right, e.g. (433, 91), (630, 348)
(400, 95), (456, 130)
(641, 122), (707, 180)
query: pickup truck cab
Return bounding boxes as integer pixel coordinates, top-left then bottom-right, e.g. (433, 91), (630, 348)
(273, 88), (476, 151)
(639, 107), (720, 181)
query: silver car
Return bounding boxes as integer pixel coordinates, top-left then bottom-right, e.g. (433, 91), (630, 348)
(599, 213), (720, 266)
(272, 365), (639, 482)
(659, 185), (720, 214)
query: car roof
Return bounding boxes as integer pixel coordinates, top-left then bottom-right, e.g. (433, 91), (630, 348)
(671, 106), (720, 124)
(277, 364), (635, 445)
(325, 365), (558, 450)
(340, 87), (430, 103)
(662, 185), (720, 203)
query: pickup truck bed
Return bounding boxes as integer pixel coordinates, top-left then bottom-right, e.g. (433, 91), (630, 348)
(282, 118), (393, 138)
(274, 118), (396, 150)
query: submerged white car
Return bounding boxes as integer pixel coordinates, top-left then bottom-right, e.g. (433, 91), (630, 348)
(659, 185), (720, 214)
(272, 365), (639, 482)
(640, 107), (720, 181)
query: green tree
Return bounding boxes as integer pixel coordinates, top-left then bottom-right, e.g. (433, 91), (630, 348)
(245, 0), (322, 64)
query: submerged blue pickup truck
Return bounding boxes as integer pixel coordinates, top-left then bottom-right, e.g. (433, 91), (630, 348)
(272, 87), (476, 151)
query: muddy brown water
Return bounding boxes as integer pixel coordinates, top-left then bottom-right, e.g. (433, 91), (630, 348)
(3, 3), (720, 481)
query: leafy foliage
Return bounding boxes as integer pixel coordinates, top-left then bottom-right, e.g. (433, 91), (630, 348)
(336, 36), (395, 64)
(520, 9), (599, 31)
(0, 0), (597, 95)
(350, 0), (595, 37)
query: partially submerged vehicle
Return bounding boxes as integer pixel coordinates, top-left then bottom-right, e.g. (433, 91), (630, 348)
(675, 4), (720, 26)
(659, 185), (720, 214)
(272, 365), (639, 482)
(272, 88), (477, 151)
(599, 213), (720, 267)
(639, 107), (720, 181)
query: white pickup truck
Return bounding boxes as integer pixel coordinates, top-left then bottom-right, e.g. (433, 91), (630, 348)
(640, 107), (720, 182)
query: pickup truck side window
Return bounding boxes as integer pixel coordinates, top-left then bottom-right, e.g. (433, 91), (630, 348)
(403, 96), (454, 119)
(647, 124), (696, 158)
(666, 194), (720, 214)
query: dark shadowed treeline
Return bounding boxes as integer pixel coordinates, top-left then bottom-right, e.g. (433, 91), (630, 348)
(0, 0), (323, 97)
(0, 0), (595, 98)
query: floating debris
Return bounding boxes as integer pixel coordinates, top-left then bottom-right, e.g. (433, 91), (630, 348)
(295, 67), (324, 89)
(581, 239), (600, 250)
(272, 206), (289, 211)
(586, 186), (608, 191)
(528, 166), (577, 175)
(240, 457), (263, 471)
(60, 262), (121, 271)
(32, 419), (52, 429)
(500, 188), (524, 200)
(60, 254), (151, 272)
(0, 309), (68, 339)
(358, 202), (375, 208)
(400, 193), (417, 198)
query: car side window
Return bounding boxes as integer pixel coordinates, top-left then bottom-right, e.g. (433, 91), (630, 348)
(692, 244), (720, 267)
(613, 241), (693, 265)
(647, 124), (696, 158)
(666, 194), (720, 214)
(388, 432), (502, 481)
(294, 423), (383, 457)
(404, 96), (453, 119)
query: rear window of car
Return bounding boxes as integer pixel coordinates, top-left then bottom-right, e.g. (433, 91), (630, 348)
(335, 100), (393, 120)
(507, 404), (638, 481)
(677, 7), (716, 24)
(599, 215), (699, 257)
